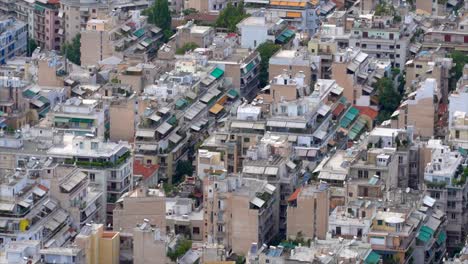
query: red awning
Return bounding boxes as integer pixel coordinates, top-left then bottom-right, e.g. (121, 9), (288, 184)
(287, 188), (302, 202)
(332, 104), (345, 117)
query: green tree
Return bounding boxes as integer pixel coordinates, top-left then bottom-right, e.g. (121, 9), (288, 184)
(174, 160), (193, 184)
(375, 77), (402, 123)
(144, 0), (172, 41)
(62, 34), (81, 65)
(448, 51), (468, 91)
(176, 42), (199, 54)
(27, 37), (38, 56)
(167, 239), (192, 261)
(182, 8), (198, 16)
(216, 2), (249, 32)
(256, 41), (281, 87)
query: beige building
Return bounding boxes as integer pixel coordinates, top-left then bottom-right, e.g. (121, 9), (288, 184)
(109, 93), (136, 142)
(392, 78), (439, 139)
(203, 175), (279, 255)
(197, 149), (226, 179)
(269, 49), (320, 87)
(133, 221), (168, 264)
(449, 111), (468, 152)
(80, 19), (114, 67)
(75, 223), (120, 264)
(175, 21), (215, 49)
(113, 187), (166, 235)
(37, 56), (68, 87)
(286, 183), (330, 240)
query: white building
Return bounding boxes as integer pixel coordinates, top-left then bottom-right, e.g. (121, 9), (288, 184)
(237, 14), (287, 49)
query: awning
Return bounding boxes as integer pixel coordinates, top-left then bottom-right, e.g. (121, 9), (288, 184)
(264, 184), (276, 194)
(158, 107), (171, 115)
(44, 199), (57, 211)
(317, 104), (331, 116)
(286, 160), (296, 170)
(175, 98), (188, 109)
(149, 114), (161, 122)
(53, 210), (68, 224)
(44, 219), (61, 231)
(136, 130), (155, 138)
(60, 171), (87, 192)
(210, 68), (224, 79)
(286, 121), (307, 129)
(365, 251), (380, 264)
(168, 133), (182, 144)
(267, 120), (287, 127)
(31, 99), (45, 108)
(209, 104), (224, 115)
(265, 167), (279, 175)
(331, 85), (344, 95)
(227, 89), (239, 99)
(0, 219), (8, 228)
(18, 200), (32, 209)
(32, 187), (46, 197)
(250, 197), (265, 208)
(436, 231), (446, 245)
(121, 25), (131, 32)
(314, 130), (327, 140)
(85, 203), (97, 217)
(156, 122), (172, 135)
(332, 104), (345, 117)
(139, 144), (158, 151)
(423, 195), (436, 207)
(133, 28), (145, 38)
(0, 202), (15, 212)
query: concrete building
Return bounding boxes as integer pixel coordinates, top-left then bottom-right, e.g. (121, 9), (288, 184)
(349, 14), (410, 69)
(166, 197), (204, 241)
(392, 78), (439, 139)
(33, 0), (62, 51)
(423, 20), (468, 52)
(203, 175), (279, 255)
(449, 111), (468, 150)
(448, 65), (468, 134)
(108, 90), (136, 143)
(175, 21), (215, 49)
(237, 14), (288, 49)
(133, 220), (168, 264)
(329, 200), (376, 241)
(0, 76), (30, 129)
(39, 247), (85, 264)
(424, 139), (467, 253)
(13, 0), (36, 39)
(286, 183), (329, 240)
(60, 0), (109, 44)
(0, 17), (27, 64)
(113, 187), (166, 235)
(269, 49), (320, 88)
(80, 18), (114, 67)
(75, 223), (120, 264)
(197, 149), (226, 179)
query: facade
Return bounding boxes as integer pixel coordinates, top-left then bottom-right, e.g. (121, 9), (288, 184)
(75, 223), (120, 264)
(175, 21), (215, 49)
(80, 18), (113, 67)
(449, 111), (468, 150)
(237, 14), (288, 50)
(133, 220), (168, 264)
(34, 1), (62, 51)
(286, 183), (329, 240)
(0, 17), (27, 64)
(269, 49), (320, 87)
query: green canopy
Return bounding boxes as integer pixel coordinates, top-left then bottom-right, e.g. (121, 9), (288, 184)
(70, 118), (94, 124)
(210, 68), (224, 79)
(175, 98), (188, 109)
(417, 225), (435, 242)
(227, 89), (239, 99)
(436, 231), (446, 245)
(23, 89), (37, 98)
(245, 61), (255, 72)
(365, 251), (381, 264)
(133, 28), (145, 38)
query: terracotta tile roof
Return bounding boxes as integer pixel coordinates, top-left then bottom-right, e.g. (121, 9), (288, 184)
(332, 103), (345, 117)
(134, 160), (159, 179)
(287, 187), (302, 202)
(38, 184), (49, 192)
(354, 106), (378, 120)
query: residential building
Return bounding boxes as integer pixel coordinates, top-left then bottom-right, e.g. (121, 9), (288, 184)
(74, 223), (120, 264)
(269, 49), (321, 87)
(33, 0), (61, 51)
(133, 220), (168, 264)
(328, 200), (376, 240)
(197, 149), (226, 179)
(39, 247), (85, 264)
(0, 17), (27, 64)
(449, 111), (468, 150)
(0, 76), (30, 129)
(0, 240), (41, 263)
(286, 183), (329, 240)
(448, 65), (468, 134)
(424, 139), (467, 253)
(237, 13), (289, 49)
(113, 187), (166, 235)
(80, 18), (114, 67)
(14, 0), (36, 38)
(203, 175), (279, 254)
(423, 19), (468, 52)
(392, 78), (439, 139)
(166, 197), (204, 241)
(175, 21), (215, 49)
(349, 14), (410, 69)
(108, 88), (136, 143)
(59, 0), (109, 44)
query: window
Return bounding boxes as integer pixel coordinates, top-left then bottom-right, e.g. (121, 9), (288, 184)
(254, 40), (257, 47)
(243, 137), (250, 143)
(358, 170), (363, 178)
(396, 45), (400, 49)
(89, 173), (95, 182)
(361, 44), (367, 48)
(348, 192), (353, 197)
(399, 156), (403, 164)
(451, 213), (456, 219)
(455, 130), (460, 139)
(416, 64), (423, 69)
(91, 142), (98, 150)
(193, 227), (200, 234)
(361, 211), (366, 218)
(377, 220), (383, 225)
(377, 44), (381, 49)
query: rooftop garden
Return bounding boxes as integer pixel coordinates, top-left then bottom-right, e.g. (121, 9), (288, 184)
(64, 150), (131, 168)
(452, 165), (468, 186)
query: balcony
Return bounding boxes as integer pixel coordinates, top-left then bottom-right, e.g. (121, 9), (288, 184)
(64, 151), (131, 169)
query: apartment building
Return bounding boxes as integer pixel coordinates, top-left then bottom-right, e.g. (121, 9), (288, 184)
(0, 169), (73, 247)
(47, 134), (133, 225)
(349, 15), (410, 69)
(0, 76), (30, 129)
(46, 97), (107, 138)
(449, 111), (468, 150)
(166, 197), (204, 241)
(33, 0), (62, 51)
(328, 200), (377, 240)
(133, 220), (168, 264)
(197, 149), (226, 179)
(39, 247), (85, 263)
(392, 78), (439, 139)
(286, 183), (329, 240)
(269, 49), (321, 87)
(448, 65), (468, 132)
(237, 13), (288, 49)
(424, 139), (467, 253)
(14, 0), (35, 38)
(60, 0), (108, 44)
(75, 223), (120, 264)
(175, 21), (215, 49)
(423, 19), (468, 52)
(80, 18), (114, 67)
(0, 17), (27, 64)
(113, 187), (166, 235)
(36, 51), (69, 87)
(203, 175), (279, 254)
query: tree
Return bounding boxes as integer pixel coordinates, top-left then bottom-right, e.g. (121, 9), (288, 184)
(176, 42), (199, 54)
(256, 41), (281, 87)
(448, 51), (468, 91)
(174, 160), (193, 184)
(375, 77), (402, 123)
(167, 239), (192, 261)
(182, 8), (198, 16)
(144, 0), (172, 41)
(27, 37), (38, 56)
(62, 34), (81, 65)
(216, 2), (249, 32)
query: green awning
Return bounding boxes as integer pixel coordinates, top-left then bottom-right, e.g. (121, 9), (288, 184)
(23, 89), (38, 98)
(365, 251), (380, 264)
(210, 68), (224, 79)
(39, 105), (50, 118)
(38, 96), (49, 104)
(458, 147), (467, 156)
(245, 61), (255, 72)
(0, 111), (4, 116)
(167, 115), (177, 126)
(421, 225), (435, 235)
(227, 89), (239, 99)
(54, 117), (70, 123)
(143, 38), (153, 45)
(339, 97), (347, 103)
(436, 231), (446, 245)
(70, 118), (94, 124)
(282, 29), (295, 38)
(133, 28), (145, 38)
(276, 34), (287, 43)
(35, 5), (45, 12)
(175, 98), (188, 109)
(418, 225), (435, 242)
(340, 117), (352, 128)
